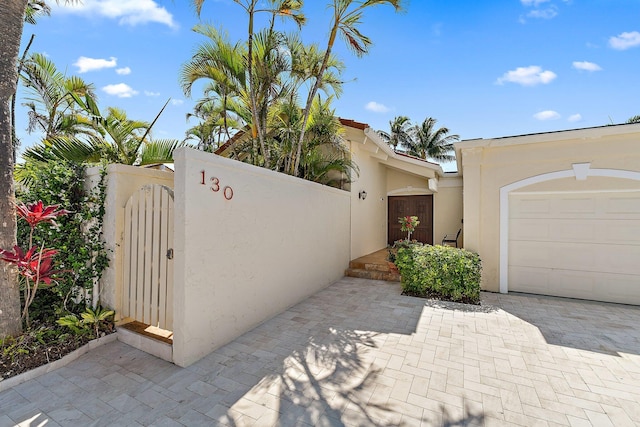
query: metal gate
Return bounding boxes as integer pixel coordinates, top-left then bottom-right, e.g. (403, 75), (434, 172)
(123, 184), (174, 331)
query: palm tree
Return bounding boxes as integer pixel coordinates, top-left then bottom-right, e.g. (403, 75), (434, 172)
(298, 96), (358, 187)
(24, 0), (50, 24)
(408, 117), (459, 162)
(378, 115), (412, 151)
(11, 0), (50, 161)
(191, 0), (305, 167)
(180, 25), (248, 152)
(21, 53), (96, 140)
(1, 0), (32, 338)
(22, 104), (185, 168)
(626, 115), (640, 124)
(291, 0), (404, 176)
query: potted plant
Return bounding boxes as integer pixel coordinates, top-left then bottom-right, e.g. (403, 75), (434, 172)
(399, 215), (420, 240)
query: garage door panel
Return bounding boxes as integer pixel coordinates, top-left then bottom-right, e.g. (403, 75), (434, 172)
(607, 223), (640, 243)
(601, 245), (640, 274)
(510, 267), (640, 305)
(509, 219), (551, 240)
(512, 192), (640, 220)
(606, 195), (640, 215)
(511, 218), (640, 244)
(557, 197), (596, 215)
(512, 198), (550, 216)
(510, 240), (640, 275)
(509, 190), (640, 305)
(510, 241), (598, 271)
(509, 266), (550, 294)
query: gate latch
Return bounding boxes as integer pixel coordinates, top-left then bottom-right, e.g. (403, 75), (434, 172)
(166, 248), (174, 260)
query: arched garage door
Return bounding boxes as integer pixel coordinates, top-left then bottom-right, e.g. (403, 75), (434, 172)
(508, 190), (640, 305)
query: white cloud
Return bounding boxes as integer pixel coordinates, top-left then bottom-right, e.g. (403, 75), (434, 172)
(521, 0), (551, 6)
(572, 61), (601, 72)
(103, 83), (138, 98)
(144, 90), (160, 97)
(496, 66), (557, 86)
(55, 0), (177, 29)
(74, 56), (117, 73)
(568, 113), (582, 122)
(533, 110), (561, 120)
(171, 99), (184, 106)
(527, 7), (557, 19)
(609, 31), (640, 50)
(116, 67), (131, 75)
(365, 101), (390, 113)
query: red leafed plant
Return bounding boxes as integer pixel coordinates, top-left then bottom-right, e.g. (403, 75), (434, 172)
(0, 201), (68, 327)
(15, 201), (69, 229)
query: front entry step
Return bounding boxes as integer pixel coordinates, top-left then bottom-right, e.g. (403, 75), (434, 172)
(117, 321), (173, 362)
(345, 249), (401, 282)
(345, 267), (400, 282)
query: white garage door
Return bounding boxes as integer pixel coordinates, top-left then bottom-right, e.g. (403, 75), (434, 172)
(508, 190), (640, 305)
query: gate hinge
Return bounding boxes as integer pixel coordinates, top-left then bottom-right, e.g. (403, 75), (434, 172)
(166, 248), (174, 260)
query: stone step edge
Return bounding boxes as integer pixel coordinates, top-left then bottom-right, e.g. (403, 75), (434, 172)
(345, 268), (401, 282)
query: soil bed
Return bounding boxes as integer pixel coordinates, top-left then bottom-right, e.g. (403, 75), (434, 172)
(0, 320), (114, 381)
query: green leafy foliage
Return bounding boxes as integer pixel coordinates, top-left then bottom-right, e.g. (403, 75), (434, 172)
(0, 322), (91, 379)
(16, 160), (109, 308)
(395, 245), (482, 304)
(57, 306), (115, 339)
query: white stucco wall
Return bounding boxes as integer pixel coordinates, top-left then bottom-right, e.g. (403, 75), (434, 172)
(433, 175), (463, 246)
(86, 164), (174, 318)
(172, 148), (350, 367)
(348, 134), (388, 259)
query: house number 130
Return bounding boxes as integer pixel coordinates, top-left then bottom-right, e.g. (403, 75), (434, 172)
(200, 170), (234, 200)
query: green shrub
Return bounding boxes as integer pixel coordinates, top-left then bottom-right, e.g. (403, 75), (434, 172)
(16, 160), (108, 310)
(395, 245), (482, 304)
(387, 239), (424, 263)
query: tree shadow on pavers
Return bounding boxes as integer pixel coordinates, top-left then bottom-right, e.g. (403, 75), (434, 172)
(193, 280), (440, 425)
(488, 292), (640, 357)
(211, 328), (400, 426)
(438, 402), (485, 427)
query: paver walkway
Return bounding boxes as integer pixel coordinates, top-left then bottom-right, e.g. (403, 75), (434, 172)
(1, 277), (640, 426)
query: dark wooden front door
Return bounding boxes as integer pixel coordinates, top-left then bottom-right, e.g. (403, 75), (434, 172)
(388, 195), (433, 245)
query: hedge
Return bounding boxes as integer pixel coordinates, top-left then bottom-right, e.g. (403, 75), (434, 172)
(395, 244), (482, 304)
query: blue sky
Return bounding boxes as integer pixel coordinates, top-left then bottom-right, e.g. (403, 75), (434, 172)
(15, 0), (640, 161)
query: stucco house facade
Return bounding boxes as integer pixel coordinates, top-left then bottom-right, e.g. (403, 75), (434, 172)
(212, 118), (465, 261)
(339, 119), (463, 260)
(455, 123), (640, 305)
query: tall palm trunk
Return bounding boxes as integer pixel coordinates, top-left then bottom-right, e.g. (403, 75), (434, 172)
(290, 24), (338, 176)
(0, 0), (29, 338)
(246, 3), (270, 166)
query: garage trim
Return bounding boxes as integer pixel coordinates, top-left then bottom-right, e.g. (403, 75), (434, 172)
(499, 163), (640, 294)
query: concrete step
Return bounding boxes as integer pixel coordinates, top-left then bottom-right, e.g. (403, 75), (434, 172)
(345, 268), (401, 282)
(348, 260), (391, 272)
(117, 324), (173, 363)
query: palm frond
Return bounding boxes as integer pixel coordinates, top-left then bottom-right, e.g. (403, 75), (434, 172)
(138, 140), (190, 165)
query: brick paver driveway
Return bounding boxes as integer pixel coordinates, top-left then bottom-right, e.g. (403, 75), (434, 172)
(1, 277), (639, 426)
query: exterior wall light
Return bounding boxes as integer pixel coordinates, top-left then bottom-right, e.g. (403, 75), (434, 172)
(359, 190), (367, 200)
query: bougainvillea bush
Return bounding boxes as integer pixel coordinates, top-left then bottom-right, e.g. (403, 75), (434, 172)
(395, 244), (482, 305)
